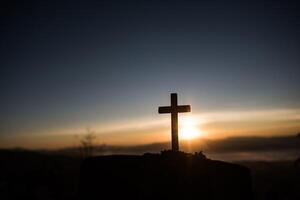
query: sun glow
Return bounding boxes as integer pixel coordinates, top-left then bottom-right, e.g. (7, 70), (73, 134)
(179, 116), (202, 140)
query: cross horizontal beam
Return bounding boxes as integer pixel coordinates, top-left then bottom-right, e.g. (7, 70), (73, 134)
(158, 105), (191, 114)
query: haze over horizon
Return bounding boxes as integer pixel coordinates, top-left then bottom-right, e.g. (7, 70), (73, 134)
(1, 0), (300, 149)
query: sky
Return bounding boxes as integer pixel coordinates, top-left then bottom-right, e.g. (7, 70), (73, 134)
(0, 0), (300, 149)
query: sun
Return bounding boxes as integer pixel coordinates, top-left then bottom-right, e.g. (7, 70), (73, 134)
(179, 115), (202, 140)
(180, 126), (199, 140)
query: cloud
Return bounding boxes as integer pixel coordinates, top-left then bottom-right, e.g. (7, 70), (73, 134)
(1, 108), (300, 149)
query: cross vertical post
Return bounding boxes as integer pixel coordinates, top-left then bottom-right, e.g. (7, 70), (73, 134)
(158, 93), (191, 152)
(171, 93), (179, 151)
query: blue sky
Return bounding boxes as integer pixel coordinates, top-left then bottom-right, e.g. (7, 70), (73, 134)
(0, 0), (299, 148)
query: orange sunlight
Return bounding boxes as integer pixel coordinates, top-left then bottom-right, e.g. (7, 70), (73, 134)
(179, 115), (204, 140)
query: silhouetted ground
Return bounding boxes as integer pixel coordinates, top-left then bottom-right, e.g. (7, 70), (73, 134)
(0, 149), (81, 200)
(0, 149), (299, 200)
(79, 150), (252, 200)
(239, 161), (300, 200)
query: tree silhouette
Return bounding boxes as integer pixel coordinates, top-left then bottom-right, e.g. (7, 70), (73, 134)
(79, 128), (96, 158)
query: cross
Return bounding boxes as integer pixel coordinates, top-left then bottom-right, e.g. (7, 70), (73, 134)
(158, 93), (191, 151)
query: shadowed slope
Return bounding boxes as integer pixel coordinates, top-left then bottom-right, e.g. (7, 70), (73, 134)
(79, 151), (252, 200)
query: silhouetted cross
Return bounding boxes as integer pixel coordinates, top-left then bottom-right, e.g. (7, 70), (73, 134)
(158, 93), (191, 151)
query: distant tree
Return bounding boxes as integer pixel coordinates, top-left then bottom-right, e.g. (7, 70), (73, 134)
(79, 128), (97, 158)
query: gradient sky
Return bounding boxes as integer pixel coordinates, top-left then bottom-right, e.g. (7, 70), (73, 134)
(1, 0), (300, 148)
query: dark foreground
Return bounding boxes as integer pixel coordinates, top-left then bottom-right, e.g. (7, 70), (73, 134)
(79, 151), (252, 200)
(0, 149), (299, 200)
